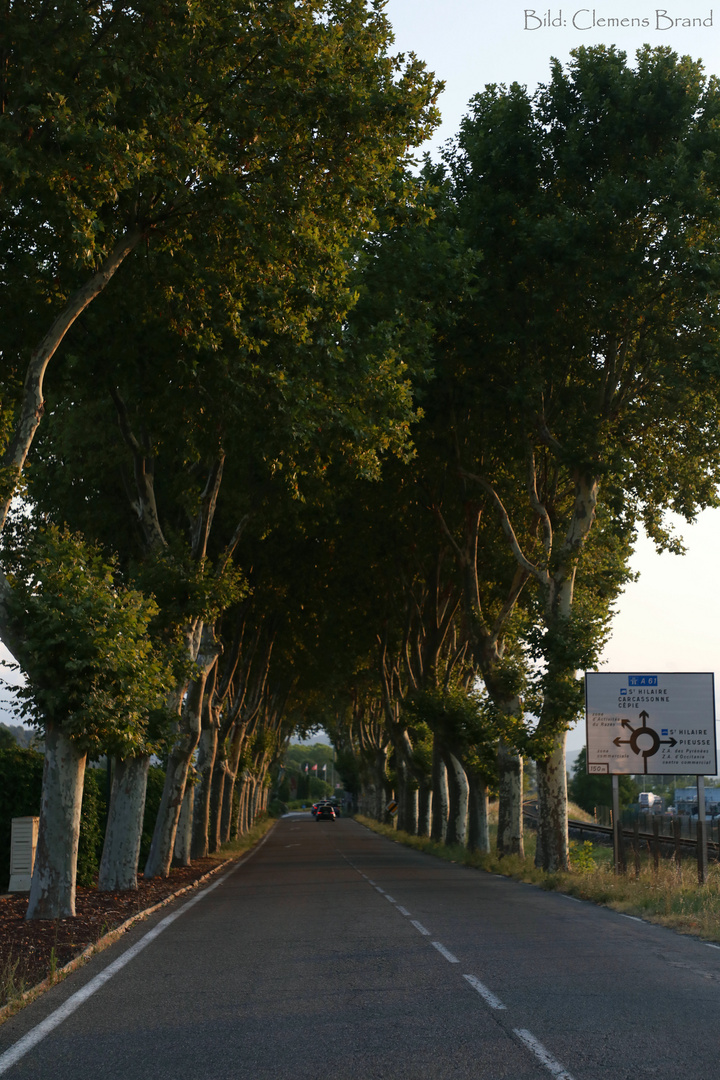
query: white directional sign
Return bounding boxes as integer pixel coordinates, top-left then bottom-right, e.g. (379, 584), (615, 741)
(585, 672), (717, 776)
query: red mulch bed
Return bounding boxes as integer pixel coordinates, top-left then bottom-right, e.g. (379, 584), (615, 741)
(0, 858), (225, 1008)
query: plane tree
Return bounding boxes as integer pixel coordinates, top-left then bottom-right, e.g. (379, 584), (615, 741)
(442, 45), (720, 870)
(1, 525), (168, 917)
(0, 0), (439, 533)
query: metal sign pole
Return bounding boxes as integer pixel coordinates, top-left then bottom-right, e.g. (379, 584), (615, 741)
(612, 774), (622, 875)
(697, 774), (708, 885)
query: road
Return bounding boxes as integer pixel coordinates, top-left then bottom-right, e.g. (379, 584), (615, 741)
(1, 814), (720, 1079)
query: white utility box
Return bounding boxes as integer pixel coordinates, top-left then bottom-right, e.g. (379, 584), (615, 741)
(8, 816), (39, 892)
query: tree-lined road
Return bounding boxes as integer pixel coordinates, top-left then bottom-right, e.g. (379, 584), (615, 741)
(2, 816), (719, 1079)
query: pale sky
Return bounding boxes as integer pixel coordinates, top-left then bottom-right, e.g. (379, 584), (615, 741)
(383, 0), (720, 757)
(4, 2), (720, 761)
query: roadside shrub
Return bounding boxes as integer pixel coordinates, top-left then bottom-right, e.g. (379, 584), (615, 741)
(76, 768), (106, 887)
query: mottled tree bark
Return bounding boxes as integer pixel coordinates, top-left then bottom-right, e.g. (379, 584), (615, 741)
(99, 754), (150, 891)
(191, 688), (219, 860)
(467, 770), (490, 854)
(26, 725), (86, 920)
(173, 783), (194, 866)
(417, 778), (432, 837)
(444, 752), (468, 847)
(497, 739), (524, 857)
(535, 731), (569, 871)
(431, 740), (449, 842)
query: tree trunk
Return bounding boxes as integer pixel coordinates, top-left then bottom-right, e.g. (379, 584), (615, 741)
(98, 754), (150, 891)
(0, 230), (142, 533)
(173, 782), (194, 866)
(467, 770), (490, 854)
(431, 739), (449, 842)
(208, 758), (228, 854)
(191, 721), (218, 860)
(26, 725), (86, 920)
(220, 728), (246, 844)
(496, 739), (524, 857)
(444, 752), (468, 847)
(535, 731), (569, 871)
(235, 774), (249, 838)
(417, 778), (432, 837)
(144, 628), (218, 878)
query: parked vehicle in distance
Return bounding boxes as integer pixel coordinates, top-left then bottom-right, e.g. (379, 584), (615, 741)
(316, 804), (336, 821)
(638, 792), (663, 812)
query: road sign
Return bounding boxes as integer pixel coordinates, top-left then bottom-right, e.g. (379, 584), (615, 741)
(585, 672), (717, 776)
(387, 800), (398, 816)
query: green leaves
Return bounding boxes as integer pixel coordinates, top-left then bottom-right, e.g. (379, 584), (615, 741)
(3, 525), (171, 755)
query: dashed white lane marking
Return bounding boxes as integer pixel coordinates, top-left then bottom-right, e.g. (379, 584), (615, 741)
(432, 941), (459, 964)
(411, 920), (431, 936)
(0, 832), (275, 1077)
(397, 906), (411, 917)
(513, 1029), (575, 1080)
(620, 914), (643, 923)
(285, 844), (300, 848)
(385, 895), (396, 903)
(375, 887), (385, 894)
(561, 895), (583, 904)
(463, 974), (506, 1010)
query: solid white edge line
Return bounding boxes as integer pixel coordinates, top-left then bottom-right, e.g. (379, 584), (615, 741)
(411, 920), (430, 936)
(397, 906), (411, 917)
(431, 941), (459, 964)
(513, 1028), (575, 1080)
(620, 914), (643, 923)
(706, 943), (720, 950)
(463, 974), (506, 1010)
(561, 895), (583, 904)
(0, 834), (272, 1076)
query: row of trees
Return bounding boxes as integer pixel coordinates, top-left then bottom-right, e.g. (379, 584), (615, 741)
(3, 9), (720, 911)
(307, 45), (720, 870)
(0, 0), (439, 918)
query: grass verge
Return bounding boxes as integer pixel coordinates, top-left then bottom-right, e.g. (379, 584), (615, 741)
(355, 814), (720, 943)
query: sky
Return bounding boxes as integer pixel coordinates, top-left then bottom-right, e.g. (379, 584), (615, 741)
(3, 2), (720, 762)
(383, 0), (720, 757)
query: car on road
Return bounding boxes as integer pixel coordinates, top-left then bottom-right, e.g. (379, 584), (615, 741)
(316, 804), (336, 821)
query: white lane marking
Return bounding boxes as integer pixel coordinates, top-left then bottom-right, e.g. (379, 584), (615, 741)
(706, 943), (720, 950)
(285, 844), (300, 848)
(463, 974), (506, 1010)
(411, 920), (431, 936)
(620, 914), (643, 923)
(0, 835), (272, 1076)
(367, 879), (376, 886)
(431, 941), (459, 964)
(375, 887), (385, 894)
(513, 1029), (575, 1080)
(561, 895), (583, 904)
(397, 906), (411, 917)
(385, 895), (396, 903)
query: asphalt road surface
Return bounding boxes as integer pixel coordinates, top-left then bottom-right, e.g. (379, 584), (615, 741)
(2, 814), (720, 1079)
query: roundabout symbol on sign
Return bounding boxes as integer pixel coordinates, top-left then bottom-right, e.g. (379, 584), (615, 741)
(613, 710), (677, 773)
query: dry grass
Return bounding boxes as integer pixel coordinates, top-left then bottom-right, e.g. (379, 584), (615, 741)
(355, 814), (720, 943)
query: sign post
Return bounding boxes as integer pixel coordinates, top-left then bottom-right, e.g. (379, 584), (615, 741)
(611, 775), (623, 875)
(697, 775), (708, 885)
(585, 672), (717, 878)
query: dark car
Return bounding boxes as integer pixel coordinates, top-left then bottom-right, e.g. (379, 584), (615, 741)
(316, 804), (336, 821)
